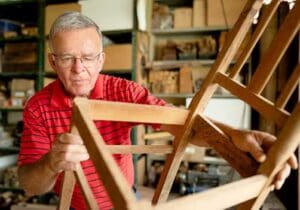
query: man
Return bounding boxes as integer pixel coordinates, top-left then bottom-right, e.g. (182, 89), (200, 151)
(18, 12), (297, 210)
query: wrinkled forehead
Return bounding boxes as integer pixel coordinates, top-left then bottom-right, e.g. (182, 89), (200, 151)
(49, 27), (103, 53)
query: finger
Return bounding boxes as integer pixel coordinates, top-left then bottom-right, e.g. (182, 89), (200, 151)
(288, 155), (298, 169)
(247, 140), (266, 163)
(255, 130), (276, 148)
(64, 152), (90, 162)
(58, 133), (84, 144)
(275, 163), (291, 190)
(65, 144), (88, 154)
(62, 162), (80, 171)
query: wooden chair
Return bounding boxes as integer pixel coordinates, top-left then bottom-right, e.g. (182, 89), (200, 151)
(58, 0), (300, 209)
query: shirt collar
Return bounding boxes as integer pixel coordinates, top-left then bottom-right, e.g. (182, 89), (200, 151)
(50, 75), (104, 108)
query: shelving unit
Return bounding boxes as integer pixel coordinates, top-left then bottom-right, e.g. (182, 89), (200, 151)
(0, 0), (80, 123)
(0, 1), (79, 208)
(138, 0), (252, 193)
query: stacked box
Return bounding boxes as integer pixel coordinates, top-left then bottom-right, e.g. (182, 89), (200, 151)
(103, 44), (132, 71)
(207, 0), (247, 27)
(193, 0), (206, 28)
(149, 70), (179, 94)
(179, 67), (193, 94)
(174, 8), (192, 29)
(10, 79), (35, 107)
(45, 3), (81, 35)
(2, 43), (37, 72)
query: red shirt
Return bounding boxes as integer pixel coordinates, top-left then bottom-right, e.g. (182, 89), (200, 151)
(18, 74), (166, 210)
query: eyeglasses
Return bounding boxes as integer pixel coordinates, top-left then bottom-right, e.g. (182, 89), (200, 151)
(52, 52), (102, 68)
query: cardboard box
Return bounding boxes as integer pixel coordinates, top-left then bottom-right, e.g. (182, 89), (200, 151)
(193, 0), (206, 28)
(183, 145), (205, 163)
(10, 79), (35, 107)
(149, 70), (179, 94)
(103, 44), (132, 71)
(174, 8), (192, 29)
(45, 3), (81, 35)
(2, 43), (37, 72)
(179, 67), (193, 93)
(207, 0), (247, 27)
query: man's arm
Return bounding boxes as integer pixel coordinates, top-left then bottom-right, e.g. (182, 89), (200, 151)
(18, 133), (89, 196)
(18, 153), (58, 196)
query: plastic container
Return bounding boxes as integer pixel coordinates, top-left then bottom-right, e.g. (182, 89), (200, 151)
(0, 19), (22, 35)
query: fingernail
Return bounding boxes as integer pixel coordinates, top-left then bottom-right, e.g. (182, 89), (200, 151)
(258, 154), (267, 162)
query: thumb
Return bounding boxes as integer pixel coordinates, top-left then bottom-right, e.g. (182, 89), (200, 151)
(248, 140), (266, 163)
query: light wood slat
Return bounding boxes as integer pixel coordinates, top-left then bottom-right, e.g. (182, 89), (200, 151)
(87, 100), (189, 125)
(74, 165), (99, 210)
(58, 125), (98, 209)
(275, 64), (300, 109)
(248, 1), (300, 94)
(229, 0), (281, 79)
(192, 114), (258, 177)
(152, 0), (265, 204)
(58, 171), (76, 210)
(72, 126), (98, 210)
(144, 132), (174, 141)
(106, 145), (173, 154)
(215, 72), (290, 127)
(239, 104), (300, 210)
(153, 175), (267, 210)
(73, 97), (137, 210)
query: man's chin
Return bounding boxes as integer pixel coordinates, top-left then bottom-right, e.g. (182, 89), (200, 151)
(70, 90), (90, 98)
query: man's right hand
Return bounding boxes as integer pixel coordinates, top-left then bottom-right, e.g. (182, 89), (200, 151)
(46, 133), (90, 173)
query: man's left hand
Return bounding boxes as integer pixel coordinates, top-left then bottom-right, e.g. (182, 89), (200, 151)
(230, 129), (298, 190)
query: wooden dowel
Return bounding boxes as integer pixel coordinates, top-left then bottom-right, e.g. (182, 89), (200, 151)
(153, 175), (267, 210)
(215, 72), (289, 127)
(87, 100), (189, 125)
(74, 165), (99, 210)
(275, 64), (300, 109)
(151, 0), (265, 204)
(106, 145), (173, 154)
(248, 1), (300, 94)
(73, 98), (137, 210)
(59, 125), (98, 210)
(229, 0), (281, 79)
(58, 171), (76, 210)
(252, 104), (300, 209)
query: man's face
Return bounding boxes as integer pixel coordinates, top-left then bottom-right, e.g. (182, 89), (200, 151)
(48, 27), (105, 97)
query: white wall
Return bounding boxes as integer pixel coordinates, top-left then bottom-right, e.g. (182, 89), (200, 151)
(186, 97), (251, 129)
(80, 0), (134, 31)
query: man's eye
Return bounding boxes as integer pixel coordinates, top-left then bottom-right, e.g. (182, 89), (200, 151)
(61, 57), (73, 61)
(83, 57), (94, 61)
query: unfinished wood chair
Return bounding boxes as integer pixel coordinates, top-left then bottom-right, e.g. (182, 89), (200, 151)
(58, 0), (300, 209)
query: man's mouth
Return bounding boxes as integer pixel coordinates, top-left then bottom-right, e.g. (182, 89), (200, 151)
(72, 79), (85, 85)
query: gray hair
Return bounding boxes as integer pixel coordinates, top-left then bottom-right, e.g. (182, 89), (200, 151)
(49, 12), (102, 51)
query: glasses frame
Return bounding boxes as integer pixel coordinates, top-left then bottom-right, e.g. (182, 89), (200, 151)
(51, 52), (103, 69)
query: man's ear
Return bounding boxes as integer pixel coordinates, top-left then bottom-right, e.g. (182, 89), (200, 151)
(47, 53), (57, 72)
(98, 52), (106, 73)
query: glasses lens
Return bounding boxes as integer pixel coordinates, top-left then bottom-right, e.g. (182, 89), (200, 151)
(82, 57), (97, 68)
(54, 53), (100, 68)
(58, 57), (73, 68)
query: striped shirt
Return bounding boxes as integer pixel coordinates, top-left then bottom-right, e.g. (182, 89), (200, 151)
(18, 74), (166, 210)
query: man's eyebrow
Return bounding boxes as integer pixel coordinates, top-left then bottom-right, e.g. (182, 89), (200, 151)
(54, 53), (74, 57)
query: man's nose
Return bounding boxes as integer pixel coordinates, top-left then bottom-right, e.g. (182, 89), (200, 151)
(72, 58), (85, 73)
